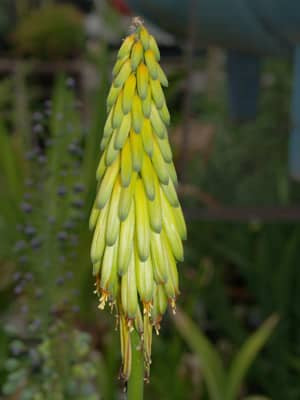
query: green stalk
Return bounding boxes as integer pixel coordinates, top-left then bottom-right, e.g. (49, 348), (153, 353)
(127, 331), (144, 400)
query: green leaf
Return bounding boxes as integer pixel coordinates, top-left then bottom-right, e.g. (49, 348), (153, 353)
(172, 308), (226, 400)
(225, 314), (279, 400)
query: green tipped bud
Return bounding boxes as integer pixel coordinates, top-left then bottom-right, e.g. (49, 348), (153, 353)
(149, 35), (160, 61)
(120, 140), (132, 187)
(117, 34), (135, 59)
(132, 94), (143, 133)
(144, 49), (158, 79)
(136, 253), (153, 303)
(105, 179), (121, 246)
(141, 118), (153, 156)
(142, 87), (152, 118)
(135, 178), (150, 261)
(150, 102), (166, 139)
(122, 74), (136, 114)
(114, 59), (132, 88)
(121, 253), (138, 318)
(96, 155), (120, 209)
(141, 155), (156, 201)
(115, 112), (131, 150)
(131, 41), (143, 70)
(137, 63), (149, 100)
(150, 78), (165, 109)
(140, 26), (150, 49)
(118, 201), (135, 275)
(130, 130), (144, 172)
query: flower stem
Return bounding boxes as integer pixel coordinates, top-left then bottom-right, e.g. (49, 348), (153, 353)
(127, 331), (144, 400)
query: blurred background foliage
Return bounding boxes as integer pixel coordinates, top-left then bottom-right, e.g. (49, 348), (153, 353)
(13, 4), (85, 59)
(0, 1), (299, 399)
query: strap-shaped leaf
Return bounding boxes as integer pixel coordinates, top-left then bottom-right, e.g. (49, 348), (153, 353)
(225, 315), (278, 400)
(173, 308), (226, 400)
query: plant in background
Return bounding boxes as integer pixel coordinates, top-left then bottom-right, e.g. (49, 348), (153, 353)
(174, 308), (278, 400)
(0, 0), (14, 47)
(89, 17), (186, 392)
(199, 223), (300, 400)
(1, 76), (106, 399)
(13, 4), (85, 60)
(3, 321), (102, 400)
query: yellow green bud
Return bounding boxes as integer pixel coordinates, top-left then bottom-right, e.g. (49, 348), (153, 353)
(90, 19), (186, 381)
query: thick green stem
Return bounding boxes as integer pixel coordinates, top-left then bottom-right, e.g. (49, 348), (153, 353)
(127, 331), (144, 400)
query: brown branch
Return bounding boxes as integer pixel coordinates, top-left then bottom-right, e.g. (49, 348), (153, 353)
(0, 58), (85, 74)
(178, 183), (220, 207)
(184, 206), (300, 221)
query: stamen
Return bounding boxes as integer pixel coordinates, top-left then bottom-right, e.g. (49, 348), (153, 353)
(143, 301), (153, 316)
(98, 290), (109, 309)
(169, 298), (176, 314)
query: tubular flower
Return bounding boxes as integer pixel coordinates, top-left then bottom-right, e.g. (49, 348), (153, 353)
(90, 18), (186, 380)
